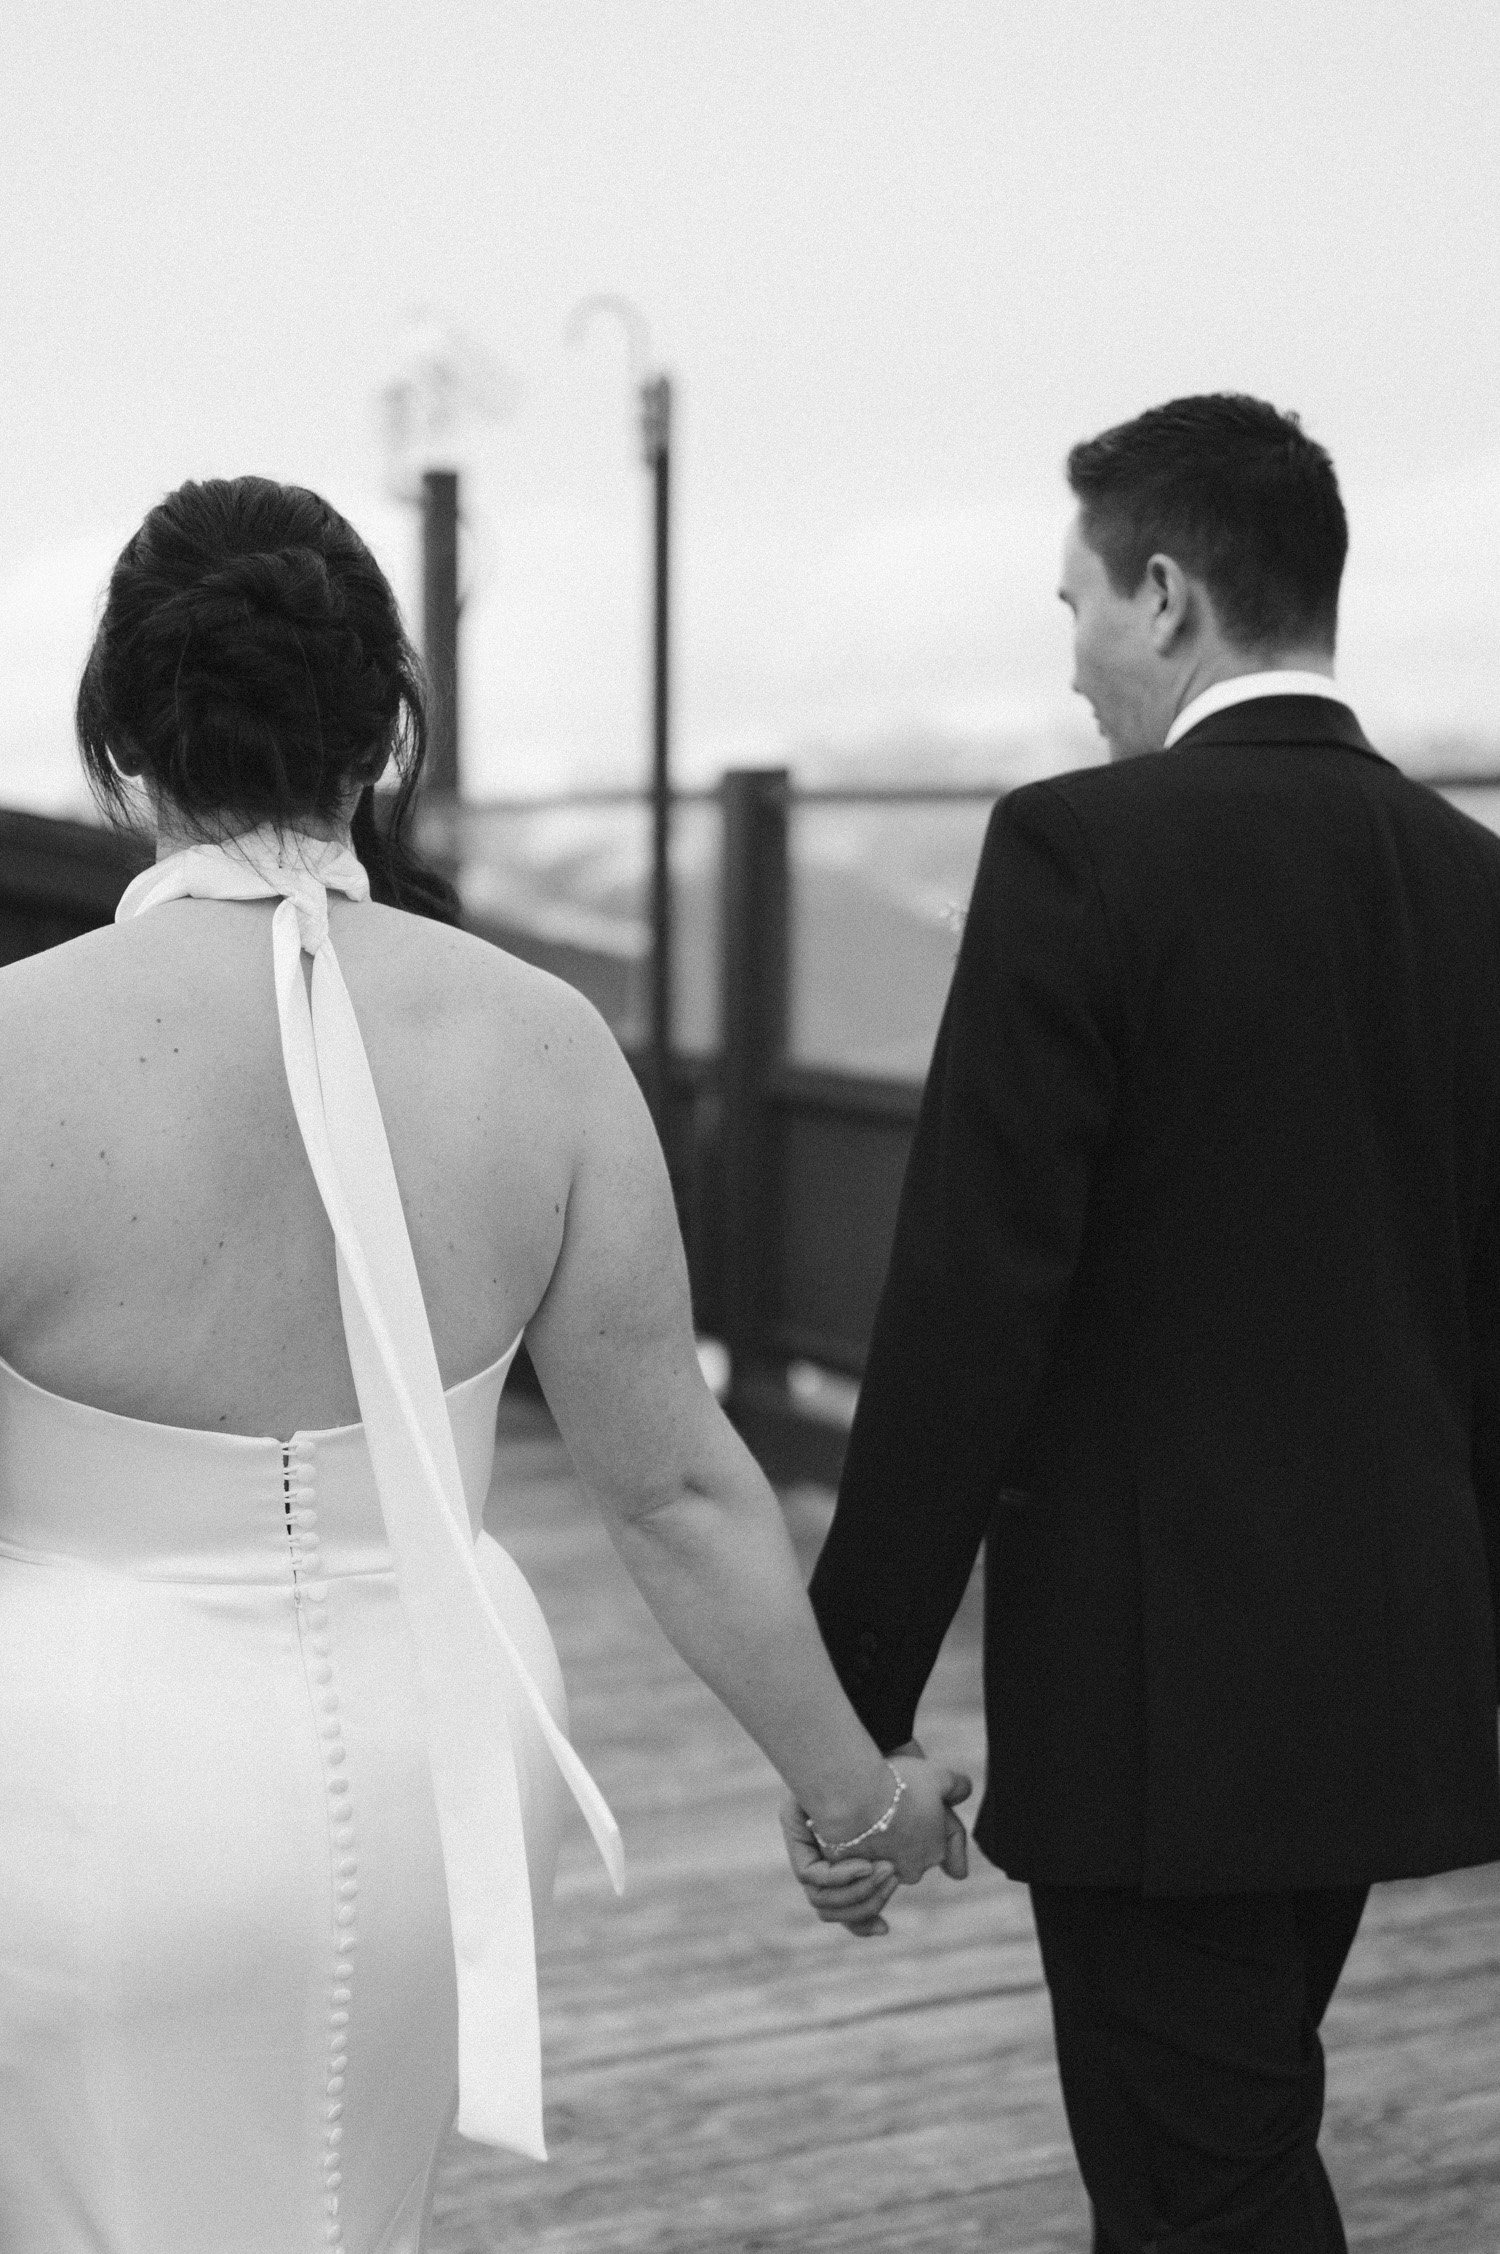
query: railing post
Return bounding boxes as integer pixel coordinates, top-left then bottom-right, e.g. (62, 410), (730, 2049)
(720, 767), (789, 1427)
(421, 468), (460, 799)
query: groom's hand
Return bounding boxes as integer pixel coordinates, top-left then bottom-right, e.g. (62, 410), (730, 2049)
(889, 1739), (971, 1880)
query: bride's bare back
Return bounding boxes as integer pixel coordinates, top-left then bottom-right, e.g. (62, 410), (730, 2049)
(0, 892), (593, 1437)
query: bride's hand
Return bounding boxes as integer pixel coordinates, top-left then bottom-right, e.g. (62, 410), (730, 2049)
(782, 1750), (971, 1934)
(780, 1796), (900, 1936)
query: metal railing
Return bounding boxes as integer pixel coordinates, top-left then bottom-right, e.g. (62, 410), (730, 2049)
(7, 760), (1500, 1480)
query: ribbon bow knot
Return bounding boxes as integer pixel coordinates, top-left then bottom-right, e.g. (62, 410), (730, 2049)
(278, 866), (333, 956)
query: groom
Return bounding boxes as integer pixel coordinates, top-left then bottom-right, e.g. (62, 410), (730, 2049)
(800, 395), (1500, 2251)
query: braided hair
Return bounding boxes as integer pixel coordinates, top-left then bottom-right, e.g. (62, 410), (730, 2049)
(77, 476), (458, 921)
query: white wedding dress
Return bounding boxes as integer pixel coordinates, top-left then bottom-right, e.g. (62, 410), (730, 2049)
(0, 832), (622, 2254)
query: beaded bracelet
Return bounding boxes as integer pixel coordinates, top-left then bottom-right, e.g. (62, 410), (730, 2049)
(807, 1761), (908, 1860)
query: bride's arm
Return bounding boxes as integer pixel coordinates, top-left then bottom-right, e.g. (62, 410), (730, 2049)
(521, 992), (963, 1877)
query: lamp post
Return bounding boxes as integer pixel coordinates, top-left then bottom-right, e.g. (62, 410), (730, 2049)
(640, 371), (673, 1134)
(568, 297), (675, 1136)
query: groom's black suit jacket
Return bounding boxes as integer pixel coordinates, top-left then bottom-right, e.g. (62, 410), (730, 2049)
(810, 697), (1500, 1892)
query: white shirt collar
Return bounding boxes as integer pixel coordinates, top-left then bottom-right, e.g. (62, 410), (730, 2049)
(1163, 670), (1349, 750)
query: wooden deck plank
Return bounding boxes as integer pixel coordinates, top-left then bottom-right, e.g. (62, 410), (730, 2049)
(428, 1400), (1500, 2252)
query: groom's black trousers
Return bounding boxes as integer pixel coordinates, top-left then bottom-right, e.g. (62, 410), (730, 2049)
(1029, 1883), (1369, 2254)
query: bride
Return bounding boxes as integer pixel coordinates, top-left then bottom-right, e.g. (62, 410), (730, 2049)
(0, 475), (968, 2253)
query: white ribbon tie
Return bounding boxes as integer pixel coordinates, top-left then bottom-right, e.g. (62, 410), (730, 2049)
(117, 827), (624, 2160)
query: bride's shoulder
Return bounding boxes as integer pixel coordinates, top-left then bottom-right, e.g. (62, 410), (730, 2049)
(343, 903), (622, 1077)
(0, 919), (126, 1027)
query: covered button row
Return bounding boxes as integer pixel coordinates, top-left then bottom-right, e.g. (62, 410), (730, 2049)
(321, 1616), (353, 2254)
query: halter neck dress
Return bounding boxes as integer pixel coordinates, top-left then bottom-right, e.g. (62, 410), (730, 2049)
(0, 830), (622, 2254)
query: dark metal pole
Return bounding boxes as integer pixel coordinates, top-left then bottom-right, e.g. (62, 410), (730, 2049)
(421, 468), (460, 798)
(720, 767), (789, 1432)
(640, 375), (672, 1134)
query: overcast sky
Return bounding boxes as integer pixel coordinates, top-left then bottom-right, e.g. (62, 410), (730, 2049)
(2, 0), (1496, 809)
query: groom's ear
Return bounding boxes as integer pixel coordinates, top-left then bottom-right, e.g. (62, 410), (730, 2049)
(1144, 552), (1196, 655)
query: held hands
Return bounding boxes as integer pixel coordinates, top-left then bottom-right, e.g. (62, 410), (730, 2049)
(780, 1741), (971, 1939)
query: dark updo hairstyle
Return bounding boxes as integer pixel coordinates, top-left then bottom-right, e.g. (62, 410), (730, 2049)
(77, 475), (459, 921)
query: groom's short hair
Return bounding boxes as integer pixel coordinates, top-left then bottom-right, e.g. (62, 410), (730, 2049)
(1066, 394), (1347, 653)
